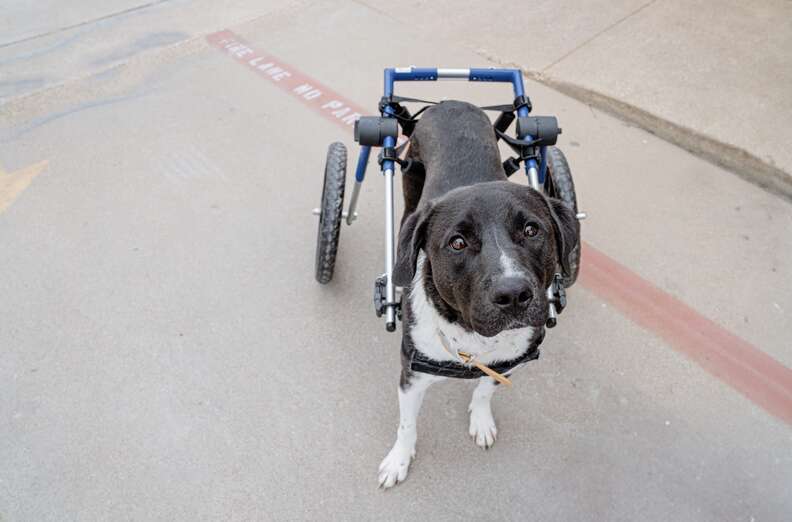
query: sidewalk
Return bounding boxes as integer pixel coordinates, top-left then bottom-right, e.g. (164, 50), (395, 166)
(1, 1), (790, 519)
(3, 1), (790, 198)
(356, 0), (792, 199)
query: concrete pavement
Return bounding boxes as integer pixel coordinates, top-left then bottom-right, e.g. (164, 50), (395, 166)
(0, 0), (298, 100)
(4, 1), (789, 196)
(357, 0), (792, 198)
(1, 1), (791, 521)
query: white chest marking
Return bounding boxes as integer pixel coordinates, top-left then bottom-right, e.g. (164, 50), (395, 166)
(408, 252), (535, 366)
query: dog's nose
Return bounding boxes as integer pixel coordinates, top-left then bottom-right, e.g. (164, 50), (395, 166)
(491, 277), (533, 310)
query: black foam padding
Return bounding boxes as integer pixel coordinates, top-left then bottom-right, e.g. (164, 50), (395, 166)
(516, 116), (560, 146)
(354, 117), (399, 146)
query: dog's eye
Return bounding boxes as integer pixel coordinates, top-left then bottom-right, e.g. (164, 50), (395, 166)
(524, 223), (539, 238)
(449, 236), (467, 251)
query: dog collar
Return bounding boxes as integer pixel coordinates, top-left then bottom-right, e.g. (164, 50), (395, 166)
(437, 331), (514, 386)
(409, 328), (544, 382)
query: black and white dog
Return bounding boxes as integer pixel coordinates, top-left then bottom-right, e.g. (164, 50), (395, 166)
(378, 100), (579, 488)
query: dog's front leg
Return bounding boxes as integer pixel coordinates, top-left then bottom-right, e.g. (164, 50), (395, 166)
(468, 377), (500, 449)
(378, 372), (442, 488)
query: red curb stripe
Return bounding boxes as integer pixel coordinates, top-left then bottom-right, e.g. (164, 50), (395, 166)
(580, 244), (792, 424)
(208, 30), (792, 425)
(207, 30), (368, 131)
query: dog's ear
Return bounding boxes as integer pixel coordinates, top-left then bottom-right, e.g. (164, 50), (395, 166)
(544, 196), (580, 277)
(392, 205), (433, 287)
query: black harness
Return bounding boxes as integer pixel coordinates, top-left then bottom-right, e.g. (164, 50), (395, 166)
(377, 95), (559, 177)
(408, 328), (545, 379)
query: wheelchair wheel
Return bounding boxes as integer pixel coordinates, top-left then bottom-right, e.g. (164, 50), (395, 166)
(544, 146), (580, 288)
(315, 142), (347, 284)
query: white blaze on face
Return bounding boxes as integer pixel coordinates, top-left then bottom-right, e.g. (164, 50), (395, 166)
(500, 251), (525, 278)
(495, 234), (525, 278)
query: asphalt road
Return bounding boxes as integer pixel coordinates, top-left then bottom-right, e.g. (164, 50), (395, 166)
(1, 2), (791, 521)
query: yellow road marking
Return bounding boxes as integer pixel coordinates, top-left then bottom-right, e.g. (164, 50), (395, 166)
(0, 160), (49, 214)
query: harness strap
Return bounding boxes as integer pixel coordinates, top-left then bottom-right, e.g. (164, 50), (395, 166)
(379, 95), (536, 176)
(377, 139), (427, 177)
(379, 95), (437, 137)
(478, 103), (520, 113)
(493, 111), (515, 134)
(451, 349), (513, 386)
(379, 95), (531, 137)
(382, 96), (530, 113)
(494, 128), (541, 149)
(409, 328), (545, 381)
(383, 95), (440, 106)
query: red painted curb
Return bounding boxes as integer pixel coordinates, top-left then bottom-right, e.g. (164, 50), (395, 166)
(580, 244), (792, 425)
(208, 30), (792, 426)
(207, 31), (368, 130)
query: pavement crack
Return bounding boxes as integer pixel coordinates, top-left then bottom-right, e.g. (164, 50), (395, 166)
(0, 0), (172, 49)
(541, 0), (660, 73)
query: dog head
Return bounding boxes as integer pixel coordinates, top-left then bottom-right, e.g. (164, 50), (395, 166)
(393, 181), (579, 337)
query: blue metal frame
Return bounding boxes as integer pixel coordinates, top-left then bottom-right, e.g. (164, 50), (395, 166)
(354, 145), (371, 182)
(355, 67), (548, 186)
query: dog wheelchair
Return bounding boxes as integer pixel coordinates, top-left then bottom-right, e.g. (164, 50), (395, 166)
(314, 67), (584, 332)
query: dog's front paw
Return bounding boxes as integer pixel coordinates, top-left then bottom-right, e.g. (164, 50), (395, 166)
(378, 443), (415, 489)
(468, 403), (497, 449)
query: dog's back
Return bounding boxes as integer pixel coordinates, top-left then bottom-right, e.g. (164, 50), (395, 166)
(407, 100), (506, 203)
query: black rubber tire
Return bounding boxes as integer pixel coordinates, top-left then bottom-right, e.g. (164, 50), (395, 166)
(315, 142), (347, 284)
(544, 146), (581, 288)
